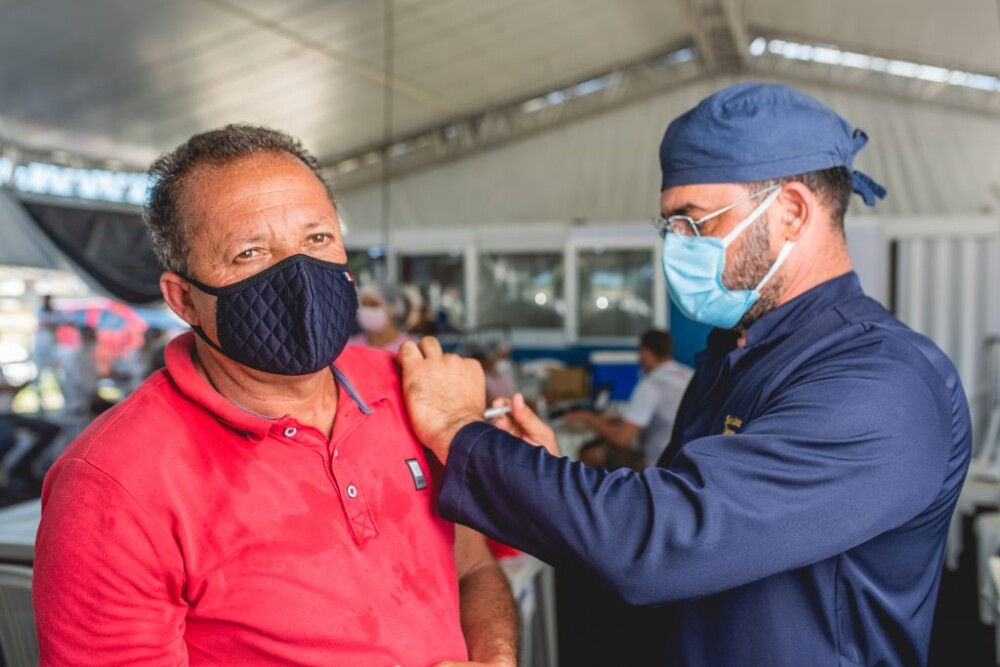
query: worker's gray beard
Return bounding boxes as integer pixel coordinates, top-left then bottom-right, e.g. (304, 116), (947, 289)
(722, 214), (785, 332)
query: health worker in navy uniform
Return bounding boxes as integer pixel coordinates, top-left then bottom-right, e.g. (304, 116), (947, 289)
(399, 83), (972, 666)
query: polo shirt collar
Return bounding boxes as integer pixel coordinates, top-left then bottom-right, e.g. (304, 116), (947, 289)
(330, 345), (397, 410)
(164, 333), (381, 442)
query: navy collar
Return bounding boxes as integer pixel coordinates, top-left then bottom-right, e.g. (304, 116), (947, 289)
(743, 271), (863, 350)
(700, 271), (864, 368)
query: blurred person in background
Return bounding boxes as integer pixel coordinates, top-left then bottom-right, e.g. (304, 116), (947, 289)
(59, 325), (101, 418)
(483, 343), (516, 403)
(568, 330), (692, 469)
(32, 294), (61, 389)
(349, 281), (414, 353)
(411, 290), (463, 335)
(461, 344), (515, 405)
(400, 284), (425, 332)
(118, 327), (167, 394)
(409, 300), (440, 335)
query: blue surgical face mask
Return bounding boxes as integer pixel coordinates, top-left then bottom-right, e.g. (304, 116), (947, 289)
(183, 254), (358, 375)
(661, 187), (793, 330)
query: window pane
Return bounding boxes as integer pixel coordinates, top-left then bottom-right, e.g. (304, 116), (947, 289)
(478, 253), (564, 329)
(399, 254), (465, 331)
(577, 248), (653, 337)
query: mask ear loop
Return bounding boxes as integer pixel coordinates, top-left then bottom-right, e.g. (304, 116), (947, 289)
(721, 186), (783, 248)
(755, 240), (795, 292)
(175, 273), (229, 355)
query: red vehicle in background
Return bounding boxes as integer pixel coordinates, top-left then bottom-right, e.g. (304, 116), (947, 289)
(53, 299), (185, 376)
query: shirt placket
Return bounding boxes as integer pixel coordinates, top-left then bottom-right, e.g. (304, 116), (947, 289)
(275, 413), (380, 545)
(327, 407), (381, 545)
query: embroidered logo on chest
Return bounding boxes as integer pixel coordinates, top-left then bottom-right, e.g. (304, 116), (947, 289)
(405, 458), (428, 490)
(722, 414), (743, 435)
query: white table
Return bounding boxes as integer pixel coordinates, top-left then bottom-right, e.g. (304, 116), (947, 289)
(0, 499), (40, 564)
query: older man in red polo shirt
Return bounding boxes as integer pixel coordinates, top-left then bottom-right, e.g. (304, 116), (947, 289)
(32, 125), (517, 666)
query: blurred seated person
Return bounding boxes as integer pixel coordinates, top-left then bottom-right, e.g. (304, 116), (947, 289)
(566, 330), (693, 469)
(348, 282), (414, 353)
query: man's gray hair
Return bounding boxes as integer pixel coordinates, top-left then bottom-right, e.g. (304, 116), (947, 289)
(143, 124), (335, 275)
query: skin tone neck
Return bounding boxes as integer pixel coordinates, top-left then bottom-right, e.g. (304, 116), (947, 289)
(660, 180), (854, 335)
(160, 152), (348, 437)
(194, 344), (339, 436)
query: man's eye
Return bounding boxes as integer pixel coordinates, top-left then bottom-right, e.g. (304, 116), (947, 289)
(236, 249), (257, 260)
(310, 233), (329, 243)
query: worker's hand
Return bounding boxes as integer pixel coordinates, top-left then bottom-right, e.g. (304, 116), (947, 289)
(562, 410), (587, 427)
(400, 337), (486, 463)
(491, 393), (560, 457)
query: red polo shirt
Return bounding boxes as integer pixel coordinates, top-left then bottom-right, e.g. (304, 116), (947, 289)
(34, 333), (468, 666)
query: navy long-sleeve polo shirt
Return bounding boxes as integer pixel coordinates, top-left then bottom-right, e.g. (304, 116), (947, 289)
(440, 272), (971, 666)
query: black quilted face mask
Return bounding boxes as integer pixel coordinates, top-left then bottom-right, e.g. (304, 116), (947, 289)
(183, 254), (358, 376)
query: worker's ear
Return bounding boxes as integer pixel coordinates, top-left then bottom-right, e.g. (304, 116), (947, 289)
(160, 272), (202, 328)
(774, 181), (815, 242)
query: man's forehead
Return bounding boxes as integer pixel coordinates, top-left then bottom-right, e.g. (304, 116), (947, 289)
(184, 153), (332, 215)
(193, 152), (320, 191)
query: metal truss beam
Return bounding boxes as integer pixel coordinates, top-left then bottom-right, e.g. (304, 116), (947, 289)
(746, 27), (1000, 120)
(323, 43), (702, 193)
(681, 0), (749, 75)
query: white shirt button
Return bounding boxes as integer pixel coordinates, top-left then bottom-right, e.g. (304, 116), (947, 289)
(346, 484), (358, 499)
(283, 427), (297, 438)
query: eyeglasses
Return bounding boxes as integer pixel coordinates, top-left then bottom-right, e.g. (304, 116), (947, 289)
(651, 185), (782, 238)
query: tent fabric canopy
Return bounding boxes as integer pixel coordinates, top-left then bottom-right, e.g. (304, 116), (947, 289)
(0, 190), (70, 270)
(0, 0), (996, 167)
(20, 201), (163, 304)
(336, 77), (1000, 231)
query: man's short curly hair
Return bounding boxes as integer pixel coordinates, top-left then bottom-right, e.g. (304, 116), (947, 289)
(746, 166), (853, 236)
(143, 124), (336, 275)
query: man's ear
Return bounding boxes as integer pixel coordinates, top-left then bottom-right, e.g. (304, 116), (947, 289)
(775, 181), (815, 242)
(160, 272), (202, 328)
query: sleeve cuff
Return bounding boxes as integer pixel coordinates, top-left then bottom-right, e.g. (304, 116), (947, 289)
(438, 421), (496, 523)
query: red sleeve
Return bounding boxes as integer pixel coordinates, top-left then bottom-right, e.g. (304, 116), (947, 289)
(33, 458), (189, 666)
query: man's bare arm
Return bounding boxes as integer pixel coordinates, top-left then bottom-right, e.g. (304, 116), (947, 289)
(451, 525), (518, 667)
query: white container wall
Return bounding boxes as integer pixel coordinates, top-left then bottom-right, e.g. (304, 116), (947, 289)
(886, 218), (1000, 397)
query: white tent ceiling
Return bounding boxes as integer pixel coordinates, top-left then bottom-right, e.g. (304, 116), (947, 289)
(751, 0), (1000, 73)
(0, 0), (997, 171)
(0, 0), (690, 165)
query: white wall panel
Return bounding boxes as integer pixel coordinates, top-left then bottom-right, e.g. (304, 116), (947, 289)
(892, 227), (1000, 397)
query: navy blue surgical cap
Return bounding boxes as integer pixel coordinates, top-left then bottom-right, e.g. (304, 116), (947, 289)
(659, 82), (887, 206)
